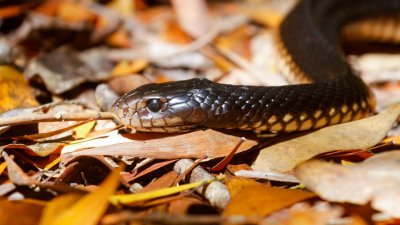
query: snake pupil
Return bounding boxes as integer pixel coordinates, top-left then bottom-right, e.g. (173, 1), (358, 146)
(147, 99), (163, 112)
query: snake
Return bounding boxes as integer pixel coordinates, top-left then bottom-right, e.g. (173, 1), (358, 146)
(111, 0), (400, 133)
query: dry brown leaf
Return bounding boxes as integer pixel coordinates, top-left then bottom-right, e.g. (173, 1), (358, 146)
(2, 152), (38, 186)
(0, 65), (38, 113)
(168, 197), (212, 215)
(295, 150), (400, 218)
(122, 160), (177, 183)
(137, 171), (178, 193)
(252, 103), (400, 173)
(62, 129), (258, 159)
(25, 47), (112, 94)
(2, 143), (63, 157)
(223, 184), (315, 217)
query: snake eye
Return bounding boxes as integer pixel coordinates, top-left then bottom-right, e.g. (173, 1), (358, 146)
(147, 99), (164, 112)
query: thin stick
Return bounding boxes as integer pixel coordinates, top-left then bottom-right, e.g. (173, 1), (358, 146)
(0, 112), (114, 127)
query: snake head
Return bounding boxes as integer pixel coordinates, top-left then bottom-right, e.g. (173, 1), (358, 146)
(111, 78), (211, 132)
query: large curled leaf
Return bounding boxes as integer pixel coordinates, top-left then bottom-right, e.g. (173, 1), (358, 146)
(295, 151), (400, 218)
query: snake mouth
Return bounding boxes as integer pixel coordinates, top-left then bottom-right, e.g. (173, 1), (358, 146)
(111, 97), (200, 132)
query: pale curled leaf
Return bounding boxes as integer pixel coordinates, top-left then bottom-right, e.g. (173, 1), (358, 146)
(252, 103), (400, 173)
(295, 151), (400, 218)
(62, 129), (258, 159)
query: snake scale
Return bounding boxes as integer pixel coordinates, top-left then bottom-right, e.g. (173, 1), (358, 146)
(112, 0), (400, 132)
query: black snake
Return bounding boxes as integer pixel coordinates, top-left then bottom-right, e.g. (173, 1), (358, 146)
(112, 0), (400, 132)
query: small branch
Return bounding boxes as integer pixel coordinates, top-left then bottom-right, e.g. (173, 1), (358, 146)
(173, 159), (231, 209)
(0, 112), (114, 127)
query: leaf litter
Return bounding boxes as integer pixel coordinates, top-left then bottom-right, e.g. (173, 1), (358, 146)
(0, 0), (400, 224)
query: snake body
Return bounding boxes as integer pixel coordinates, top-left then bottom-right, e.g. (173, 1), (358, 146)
(112, 0), (400, 132)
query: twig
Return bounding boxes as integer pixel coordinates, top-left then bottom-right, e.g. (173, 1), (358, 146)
(0, 112), (114, 127)
(173, 159), (231, 209)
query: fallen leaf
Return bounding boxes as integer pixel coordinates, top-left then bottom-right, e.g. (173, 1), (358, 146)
(252, 103), (400, 173)
(56, 1), (96, 24)
(168, 197), (215, 215)
(73, 121), (96, 139)
(2, 143), (63, 157)
(122, 160), (177, 183)
(0, 2), (35, 19)
(44, 157), (61, 171)
(171, 0), (212, 38)
(111, 59), (149, 76)
(62, 129), (258, 160)
(223, 184), (315, 216)
(225, 176), (264, 197)
(39, 166), (122, 225)
(0, 161), (7, 175)
(295, 150), (400, 218)
(3, 152), (38, 185)
(109, 176), (220, 205)
(241, 6), (285, 28)
(107, 0), (135, 16)
(0, 65), (38, 113)
(353, 54), (400, 84)
(263, 201), (366, 225)
(25, 47), (112, 94)
(0, 198), (46, 225)
(106, 28), (131, 48)
(137, 171), (179, 193)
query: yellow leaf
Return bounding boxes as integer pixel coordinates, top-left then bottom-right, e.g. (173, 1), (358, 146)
(44, 157), (61, 171)
(226, 176), (264, 197)
(0, 65), (38, 113)
(111, 60), (149, 77)
(39, 194), (82, 225)
(109, 177), (219, 205)
(253, 104), (400, 172)
(73, 121), (96, 139)
(39, 167), (122, 225)
(241, 6), (284, 28)
(0, 161), (7, 175)
(223, 184), (315, 216)
(57, 1), (96, 24)
(341, 160), (355, 165)
(382, 136), (400, 144)
(107, 0), (135, 16)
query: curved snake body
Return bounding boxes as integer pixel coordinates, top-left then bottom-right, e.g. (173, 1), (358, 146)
(112, 0), (400, 132)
